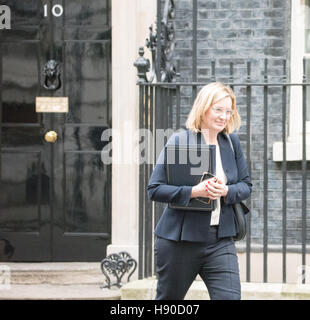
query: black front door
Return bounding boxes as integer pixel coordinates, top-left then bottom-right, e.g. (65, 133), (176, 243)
(0, 0), (111, 261)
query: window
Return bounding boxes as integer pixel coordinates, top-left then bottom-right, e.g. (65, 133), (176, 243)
(272, 0), (310, 161)
(290, 0), (310, 136)
(304, 0), (310, 121)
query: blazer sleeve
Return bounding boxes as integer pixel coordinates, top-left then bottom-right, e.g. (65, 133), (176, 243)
(147, 139), (193, 206)
(224, 134), (252, 205)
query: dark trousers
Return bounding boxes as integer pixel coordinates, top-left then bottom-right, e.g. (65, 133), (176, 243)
(154, 226), (241, 300)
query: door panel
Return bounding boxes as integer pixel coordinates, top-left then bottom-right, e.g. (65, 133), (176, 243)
(0, 0), (111, 262)
(0, 151), (43, 232)
(51, 0), (111, 261)
(2, 43), (40, 123)
(0, 6), (50, 260)
(64, 153), (108, 233)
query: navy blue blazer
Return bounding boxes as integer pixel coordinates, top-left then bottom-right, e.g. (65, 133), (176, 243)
(147, 129), (252, 242)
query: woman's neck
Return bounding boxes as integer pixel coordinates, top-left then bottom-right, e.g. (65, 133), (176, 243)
(200, 128), (218, 145)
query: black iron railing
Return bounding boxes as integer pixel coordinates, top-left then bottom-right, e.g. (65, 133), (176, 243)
(135, 0), (309, 284)
(137, 60), (309, 284)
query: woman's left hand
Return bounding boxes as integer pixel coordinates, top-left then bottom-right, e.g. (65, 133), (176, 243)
(205, 178), (228, 200)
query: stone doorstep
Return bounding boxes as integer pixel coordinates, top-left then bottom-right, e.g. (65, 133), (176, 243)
(0, 263), (122, 300)
(0, 284), (121, 300)
(2, 262), (101, 272)
(1, 263), (105, 285)
(121, 279), (310, 300)
(11, 272), (104, 285)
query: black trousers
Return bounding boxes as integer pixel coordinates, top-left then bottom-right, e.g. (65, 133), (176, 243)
(154, 226), (241, 300)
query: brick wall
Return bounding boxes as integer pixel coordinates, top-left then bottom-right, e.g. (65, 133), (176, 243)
(169, 0), (310, 248)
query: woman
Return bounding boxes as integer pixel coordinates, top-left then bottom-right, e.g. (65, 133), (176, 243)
(147, 82), (252, 300)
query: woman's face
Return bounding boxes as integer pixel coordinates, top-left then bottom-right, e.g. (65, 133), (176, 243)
(201, 96), (233, 134)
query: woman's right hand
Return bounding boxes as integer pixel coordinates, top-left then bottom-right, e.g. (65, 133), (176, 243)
(190, 177), (217, 199)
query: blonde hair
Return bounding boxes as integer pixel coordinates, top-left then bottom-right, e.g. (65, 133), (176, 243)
(185, 82), (241, 134)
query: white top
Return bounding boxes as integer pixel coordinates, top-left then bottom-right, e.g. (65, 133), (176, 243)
(210, 145), (227, 226)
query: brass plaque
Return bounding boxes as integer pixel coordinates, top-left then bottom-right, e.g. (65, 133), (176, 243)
(36, 97), (68, 113)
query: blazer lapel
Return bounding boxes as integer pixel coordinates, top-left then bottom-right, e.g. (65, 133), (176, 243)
(190, 130), (235, 182)
(217, 132), (235, 183)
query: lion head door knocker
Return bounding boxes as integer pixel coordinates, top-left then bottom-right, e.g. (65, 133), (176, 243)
(43, 60), (61, 91)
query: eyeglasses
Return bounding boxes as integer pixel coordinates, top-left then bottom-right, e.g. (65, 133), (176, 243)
(211, 106), (235, 117)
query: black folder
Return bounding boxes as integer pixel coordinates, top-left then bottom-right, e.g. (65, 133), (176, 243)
(165, 144), (216, 211)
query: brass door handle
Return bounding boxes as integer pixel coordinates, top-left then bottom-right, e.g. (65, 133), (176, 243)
(44, 130), (58, 143)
